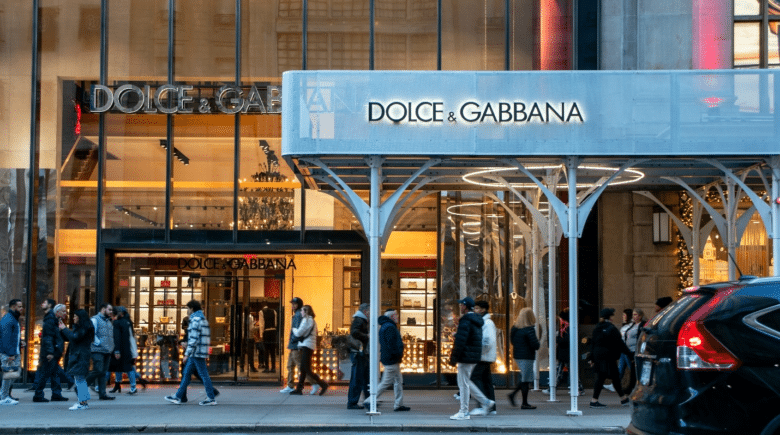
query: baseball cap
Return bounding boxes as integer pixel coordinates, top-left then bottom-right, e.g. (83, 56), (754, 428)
(457, 297), (475, 309)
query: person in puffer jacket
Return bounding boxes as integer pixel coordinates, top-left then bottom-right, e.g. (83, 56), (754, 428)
(165, 300), (217, 406)
(448, 297), (493, 420)
(469, 300), (497, 416)
(369, 310), (409, 411)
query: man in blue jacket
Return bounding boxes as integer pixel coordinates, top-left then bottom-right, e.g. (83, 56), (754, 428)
(365, 310), (410, 412)
(0, 299), (25, 405)
(448, 297), (493, 420)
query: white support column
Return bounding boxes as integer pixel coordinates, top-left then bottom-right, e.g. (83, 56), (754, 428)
(725, 178), (738, 281)
(532, 225), (540, 390)
(566, 158), (582, 416)
(367, 157), (381, 415)
(547, 200), (558, 402)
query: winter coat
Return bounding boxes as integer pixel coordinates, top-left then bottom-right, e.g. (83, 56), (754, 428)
(90, 313), (114, 354)
(185, 310), (211, 359)
(622, 321), (644, 353)
(61, 323), (94, 377)
(0, 311), (21, 356)
(350, 311), (369, 354)
(480, 313), (498, 363)
(450, 311), (484, 364)
(590, 320), (632, 372)
(111, 316), (135, 372)
(287, 309), (302, 350)
(292, 315), (317, 351)
(40, 311), (65, 361)
(378, 315), (404, 366)
(511, 325), (540, 360)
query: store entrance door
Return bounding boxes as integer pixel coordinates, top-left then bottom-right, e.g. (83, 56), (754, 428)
(231, 270), (283, 384)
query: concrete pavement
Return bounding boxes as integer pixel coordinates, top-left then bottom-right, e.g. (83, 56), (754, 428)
(1, 385), (630, 433)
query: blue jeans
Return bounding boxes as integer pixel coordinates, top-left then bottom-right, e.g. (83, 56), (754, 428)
(618, 353), (630, 378)
(109, 369), (137, 389)
(33, 358), (63, 399)
(347, 352), (368, 406)
(74, 375), (90, 403)
(175, 357), (214, 400)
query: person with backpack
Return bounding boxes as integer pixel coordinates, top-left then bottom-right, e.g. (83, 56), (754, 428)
(289, 305), (328, 396)
(85, 303), (115, 401)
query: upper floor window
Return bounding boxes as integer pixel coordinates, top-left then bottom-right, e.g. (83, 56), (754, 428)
(734, 0), (780, 67)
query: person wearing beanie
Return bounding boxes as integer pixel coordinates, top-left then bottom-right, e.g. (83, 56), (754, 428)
(654, 297), (673, 313)
(587, 308), (632, 408)
(448, 297), (493, 420)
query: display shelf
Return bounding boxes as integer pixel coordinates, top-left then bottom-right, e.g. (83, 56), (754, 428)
(398, 271), (436, 341)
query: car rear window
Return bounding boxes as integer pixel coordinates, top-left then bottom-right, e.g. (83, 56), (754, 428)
(757, 307), (780, 333)
(647, 293), (710, 336)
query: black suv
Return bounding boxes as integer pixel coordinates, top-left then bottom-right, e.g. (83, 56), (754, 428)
(627, 276), (780, 435)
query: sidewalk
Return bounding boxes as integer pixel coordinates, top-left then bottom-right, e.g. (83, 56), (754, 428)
(1, 385), (630, 433)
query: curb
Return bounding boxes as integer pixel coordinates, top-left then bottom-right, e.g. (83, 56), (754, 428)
(0, 425), (628, 434)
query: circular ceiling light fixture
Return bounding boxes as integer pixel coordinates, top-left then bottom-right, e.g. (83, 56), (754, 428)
(461, 165), (645, 189)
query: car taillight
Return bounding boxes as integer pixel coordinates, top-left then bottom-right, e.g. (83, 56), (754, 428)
(676, 287), (742, 371)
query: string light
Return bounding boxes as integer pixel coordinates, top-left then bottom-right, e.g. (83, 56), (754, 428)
(676, 192), (694, 294)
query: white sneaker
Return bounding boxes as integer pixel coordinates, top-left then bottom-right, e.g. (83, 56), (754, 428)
(199, 398), (217, 406)
(453, 393), (460, 400)
(604, 384), (616, 392)
(449, 411), (470, 420)
(310, 384), (320, 395)
(69, 402), (89, 410)
(0, 397), (18, 405)
(469, 407), (488, 416)
(280, 386), (294, 393)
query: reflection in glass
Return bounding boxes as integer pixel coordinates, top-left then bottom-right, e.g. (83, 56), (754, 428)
(735, 22), (761, 66)
(735, 0), (760, 15)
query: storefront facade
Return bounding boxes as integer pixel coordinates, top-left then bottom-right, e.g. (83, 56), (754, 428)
(2, 0), (778, 397)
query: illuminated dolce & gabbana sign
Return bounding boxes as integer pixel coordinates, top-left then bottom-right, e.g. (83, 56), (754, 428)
(90, 83), (282, 115)
(367, 100), (584, 125)
(179, 256), (296, 271)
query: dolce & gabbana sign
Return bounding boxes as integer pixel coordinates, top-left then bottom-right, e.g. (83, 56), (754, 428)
(90, 83), (281, 114)
(179, 256), (296, 271)
(367, 100), (584, 125)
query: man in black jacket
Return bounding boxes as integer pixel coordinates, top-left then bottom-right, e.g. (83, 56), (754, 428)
(588, 308), (631, 408)
(367, 310), (410, 411)
(33, 300), (68, 402)
(347, 303), (370, 409)
(448, 297), (493, 420)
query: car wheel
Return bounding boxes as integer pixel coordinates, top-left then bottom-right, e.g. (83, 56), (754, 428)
(761, 415), (780, 435)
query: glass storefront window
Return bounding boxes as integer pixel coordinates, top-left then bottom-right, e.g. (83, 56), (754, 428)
(375, 0), (437, 70)
(442, 0), (508, 71)
(112, 252), (360, 384)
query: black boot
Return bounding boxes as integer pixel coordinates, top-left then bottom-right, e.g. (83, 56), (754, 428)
(110, 382), (121, 393)
(520, 382), (535, 409)
(137, 377), (148, 389)
(508, 383), (521, 407)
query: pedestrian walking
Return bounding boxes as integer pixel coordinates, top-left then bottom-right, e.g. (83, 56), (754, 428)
(33, 300), (68, 403)
(368, 309), (409, 411)
(469, 300), (497, 416)
(109, 306), (148, 394)
(85, 303), (115, 400)
(176, 316), (219, 402)
(508, 307), (540, 409)
(59, 309), (94, 410)
(0, 299), (25, 405)
(289, 305), (328, 396)
(622, 308), (646, 392)
(280, 297), (318, 394)
(448, 297), (493, 421)
(588, 308), (632, 408)
(346, 303), (370, 409)
(165, 300), (217, 406)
